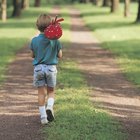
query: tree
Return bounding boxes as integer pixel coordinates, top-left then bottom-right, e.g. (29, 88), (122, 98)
(12, 0), (22, 17)
(46, 0), (51, 4)
(124, 0), (130, 17)
(1, 0), (7, 22)
(102, 0), (110, 7)
(34, 0), (41, 7)
(90, 0), (100, 5)
(21, 0), (29, 9)
(136, 0), (140, 22)
(95, 0), (100, 6)
(79, 0), (90, 3)
(85, 0), (90, 2)
(110, 0), (119, 13)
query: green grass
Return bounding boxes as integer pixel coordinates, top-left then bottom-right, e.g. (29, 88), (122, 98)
(0, 38), (27, 82)
(42, 6), (126, 140)
(43, 60), (126, 140)
(76, 3), (140, 86)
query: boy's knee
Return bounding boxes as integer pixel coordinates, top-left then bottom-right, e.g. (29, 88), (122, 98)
(47, 86), (55, 92)
(38, 86), (46, 94)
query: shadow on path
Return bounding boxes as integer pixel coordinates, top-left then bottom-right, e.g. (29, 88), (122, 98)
(0, 46), (43, 140)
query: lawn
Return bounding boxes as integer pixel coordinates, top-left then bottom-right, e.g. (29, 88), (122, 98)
(76, 3), (140, 86)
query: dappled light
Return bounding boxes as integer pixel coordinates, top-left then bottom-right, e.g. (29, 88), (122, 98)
(0, 46), (42, 139)
(0, 1), (140, 140)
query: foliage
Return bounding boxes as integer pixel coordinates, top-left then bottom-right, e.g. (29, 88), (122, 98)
(7, 1), (12, 7)
(29, 0), (75, 5)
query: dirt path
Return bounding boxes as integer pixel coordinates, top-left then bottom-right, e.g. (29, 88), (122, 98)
(0, 46), (42, 140)
(67, 8), (140, 140)
(0, 8), (60, 140)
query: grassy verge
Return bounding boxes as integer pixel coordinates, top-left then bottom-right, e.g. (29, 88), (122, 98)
(0, 38), (27, 82)
(76, 3), (140, 86)
(43, 7), (126, 140)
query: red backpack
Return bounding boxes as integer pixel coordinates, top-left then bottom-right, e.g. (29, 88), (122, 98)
(44, 16), (64, 40)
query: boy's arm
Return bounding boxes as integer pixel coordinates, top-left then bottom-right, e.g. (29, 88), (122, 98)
(30, 50), (35, 58)
(57, 49), (62, 58)
(29, 41), (35, 58)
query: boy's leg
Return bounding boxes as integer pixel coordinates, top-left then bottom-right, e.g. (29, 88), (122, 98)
(45, 65), (57, 122)
(38, 86), (48, 124)
(46, 86), (55, 122)
(38, 86), (46, 106)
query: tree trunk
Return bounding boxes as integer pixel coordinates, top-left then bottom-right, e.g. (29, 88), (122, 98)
(102, 0), (110, 7)
(1, 0), (7, 22)
(85, 0), (90, 2)
(110, 0), (119, 13)
(124, 0), (130, 17)
(12, 0), (21, 17)
(136, 0), (140, 22)
(21, 0), (29, 9)
(79, 0), (90, 3)
(91, 0), (96, 5)
(34, 0), (41, 7)
(95, 0), (100, 6)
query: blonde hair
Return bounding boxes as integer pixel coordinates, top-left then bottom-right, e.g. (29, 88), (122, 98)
(36, 14), (51, 32)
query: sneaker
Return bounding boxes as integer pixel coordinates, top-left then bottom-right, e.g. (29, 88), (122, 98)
(46, 106), (54, 122)
(41, 117), (48, 125)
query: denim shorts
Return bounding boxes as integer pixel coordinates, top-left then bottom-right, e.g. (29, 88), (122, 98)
(33, 64), (57, 88)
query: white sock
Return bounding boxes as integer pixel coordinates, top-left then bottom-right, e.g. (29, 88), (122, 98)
(47, 98), (54, 107)
(39, 106), (47, 118)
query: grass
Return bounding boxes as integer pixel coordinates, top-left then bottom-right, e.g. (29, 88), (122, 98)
(42, 6), (126, 140)
(76, 3), (140, 86)
(0, 38), (27, 82)
(43, 60), (126, 140)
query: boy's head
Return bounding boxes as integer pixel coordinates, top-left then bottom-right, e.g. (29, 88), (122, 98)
(36, 14), (51, 32)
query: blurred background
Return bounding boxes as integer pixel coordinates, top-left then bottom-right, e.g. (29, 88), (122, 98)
(1, 0), (140, 22)
(0, 0), (140, 85)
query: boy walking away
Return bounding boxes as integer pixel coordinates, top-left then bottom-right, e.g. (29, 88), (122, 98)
(29, 14), (62, 125)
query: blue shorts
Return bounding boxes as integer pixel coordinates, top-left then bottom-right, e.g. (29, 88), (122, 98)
(33, 64), (57, 88)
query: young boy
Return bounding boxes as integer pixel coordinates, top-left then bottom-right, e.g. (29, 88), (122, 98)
(29, 14), (62, 125)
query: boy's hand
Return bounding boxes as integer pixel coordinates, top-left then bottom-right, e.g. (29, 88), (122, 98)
(30, 50), (35, 58)
(57, 49), (62, 58)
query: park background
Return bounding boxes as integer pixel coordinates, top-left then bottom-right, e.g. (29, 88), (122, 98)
(0, 0), (140, 140)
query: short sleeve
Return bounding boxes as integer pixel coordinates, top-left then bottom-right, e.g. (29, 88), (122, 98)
(29, 41), (33, 50)
(57, 40), (62, 51)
